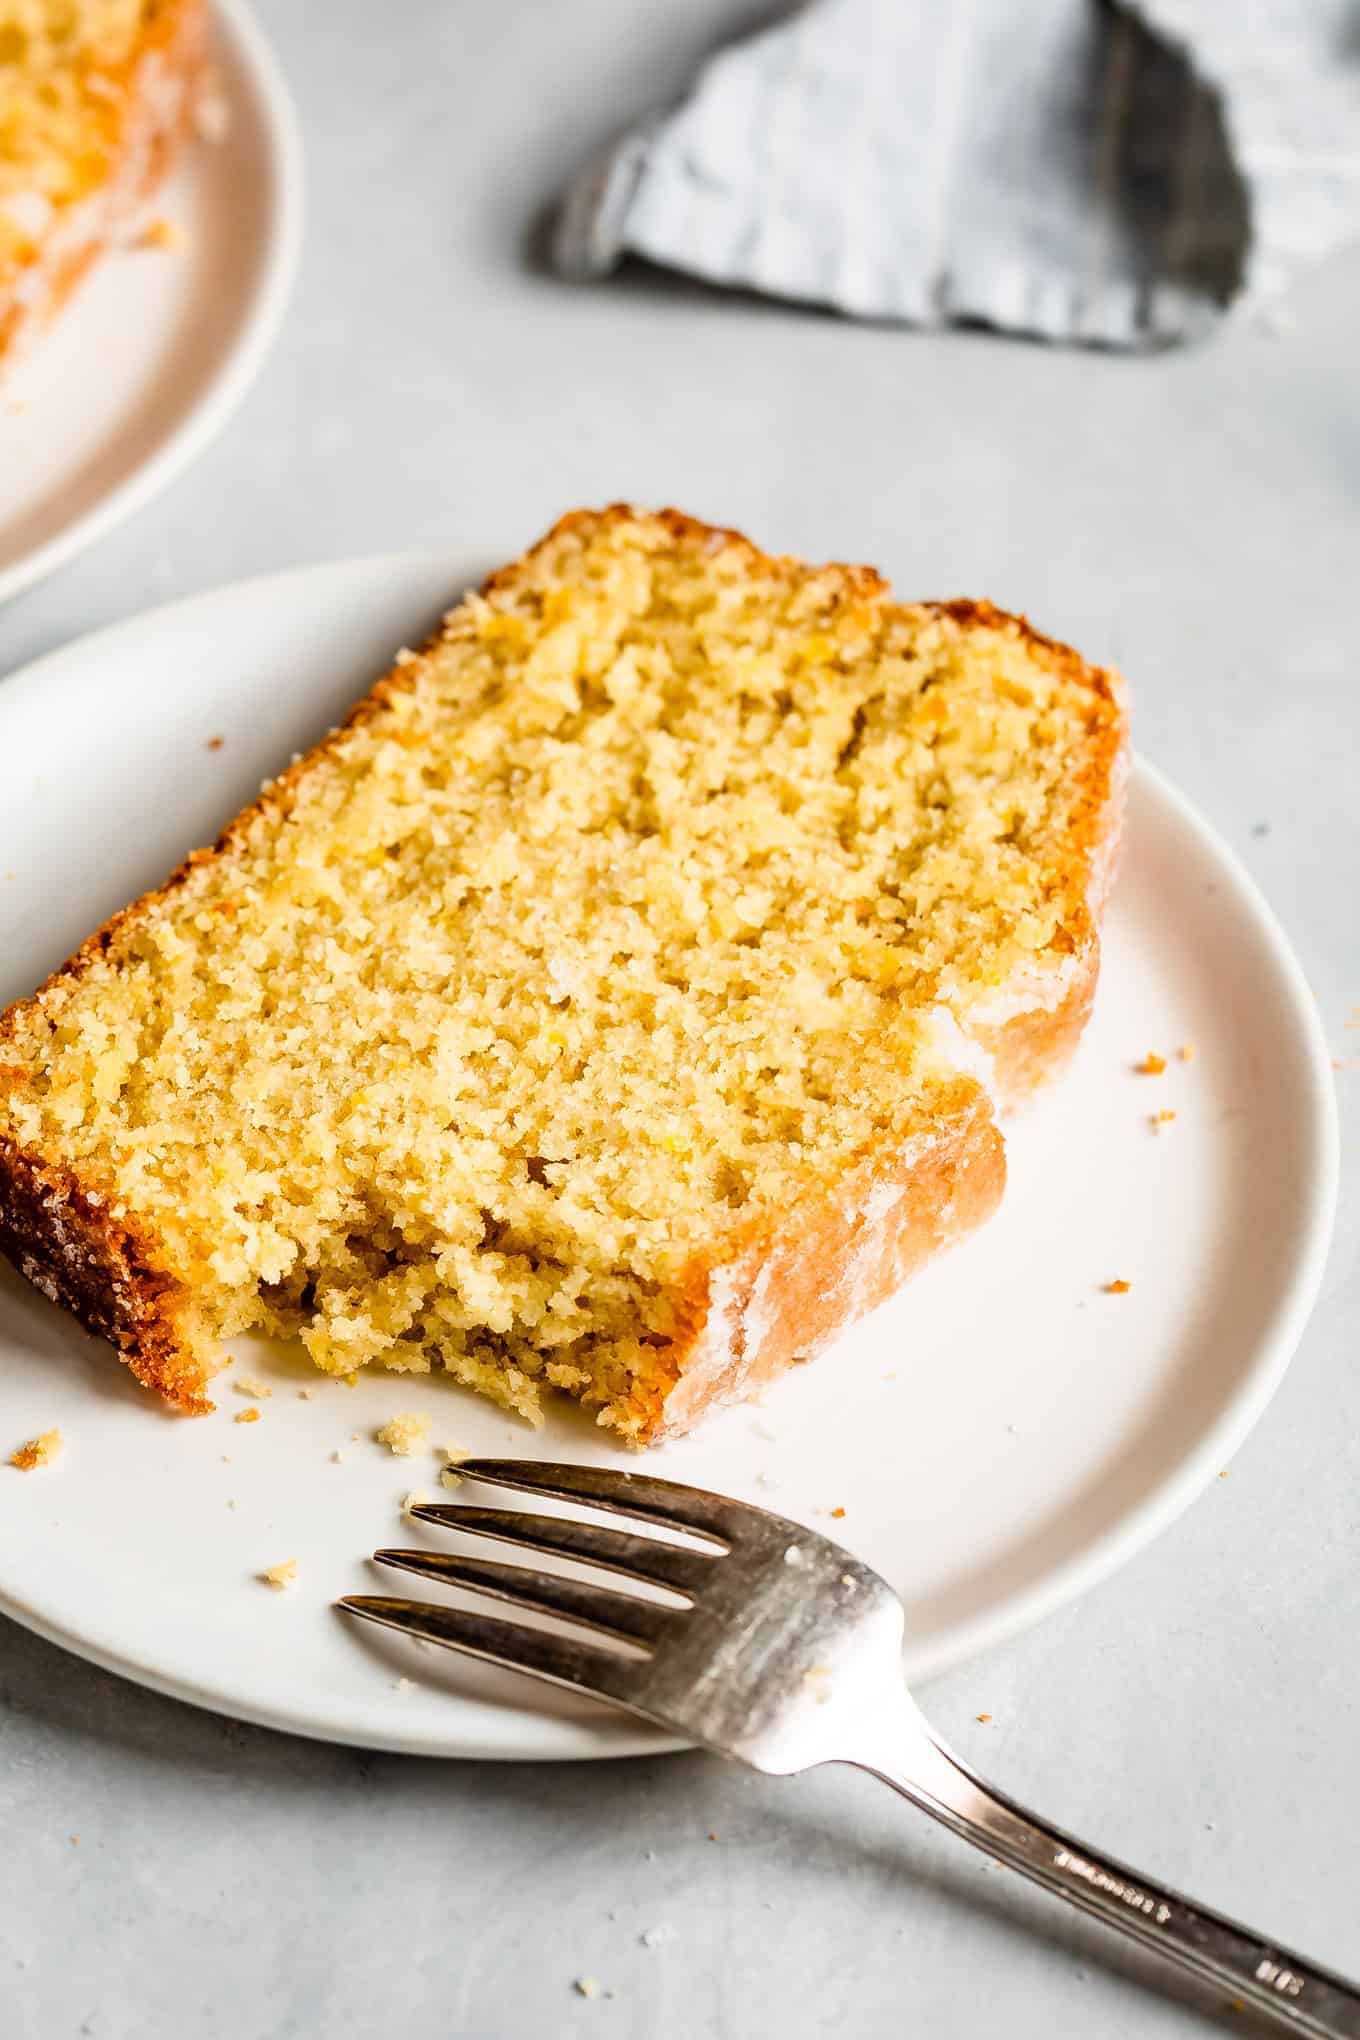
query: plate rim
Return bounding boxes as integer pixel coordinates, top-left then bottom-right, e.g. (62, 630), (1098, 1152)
(0, 554), (1340, 1760)
(0, 0), (305, 608)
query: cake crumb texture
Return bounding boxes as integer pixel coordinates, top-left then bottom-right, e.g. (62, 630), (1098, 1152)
(0, 507), (1125, 1441)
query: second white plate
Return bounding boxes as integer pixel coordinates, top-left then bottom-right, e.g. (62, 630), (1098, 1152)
(0, 0), (302, 604)
(0, 551), (1338, 1759)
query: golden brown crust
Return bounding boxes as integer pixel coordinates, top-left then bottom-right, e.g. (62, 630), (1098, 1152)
(627, 1079), (1007, 1442)
(0, 506), (1127, 1435)
(0, 1135), (210, 1411)
(0, 0), (209, 367)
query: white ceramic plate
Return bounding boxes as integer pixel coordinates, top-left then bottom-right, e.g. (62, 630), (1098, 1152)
(0, 553), (1338, 1761)
(0, 0), (302, 605)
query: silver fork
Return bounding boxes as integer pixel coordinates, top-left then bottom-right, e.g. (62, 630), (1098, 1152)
(340, 1459), (1359, 2036)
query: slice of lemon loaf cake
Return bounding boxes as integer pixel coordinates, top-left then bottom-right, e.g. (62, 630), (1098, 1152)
(0, 0), (206, 366)
(0, 508), (1127, 1441)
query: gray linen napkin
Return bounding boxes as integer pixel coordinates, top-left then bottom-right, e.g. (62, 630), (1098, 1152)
(553, 0), (1360, 348)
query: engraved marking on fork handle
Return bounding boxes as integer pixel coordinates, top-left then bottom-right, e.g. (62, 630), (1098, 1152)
(1052, 1847), (1172, 1924)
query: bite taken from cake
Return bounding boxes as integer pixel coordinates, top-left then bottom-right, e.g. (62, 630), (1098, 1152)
(0, 508), (1127, 1440)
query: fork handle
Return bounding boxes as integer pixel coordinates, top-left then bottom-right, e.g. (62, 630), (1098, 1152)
(852, 1720), (1360, 2036)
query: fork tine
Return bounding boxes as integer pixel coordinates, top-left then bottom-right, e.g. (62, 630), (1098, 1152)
(339, 1597), (653, 1713)
(372, 1550), (676, 1647)
(451, 1458), (739, 1541)
(408, 1504), (718, 1594)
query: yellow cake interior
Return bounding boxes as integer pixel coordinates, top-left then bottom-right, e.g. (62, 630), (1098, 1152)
(0, 513), (1113, 1434)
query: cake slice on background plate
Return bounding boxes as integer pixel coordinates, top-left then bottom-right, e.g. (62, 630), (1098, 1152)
(0, 507), (1127, 1441)
(0, 0), (208, 367)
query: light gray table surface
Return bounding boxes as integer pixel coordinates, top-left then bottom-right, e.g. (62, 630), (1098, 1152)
(2, 4), (1357, 2035)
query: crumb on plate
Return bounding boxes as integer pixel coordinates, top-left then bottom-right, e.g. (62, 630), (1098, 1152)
(1103, 1278), (1131, 1295)
(1178, 1041), (1195, 1062)
(234, 1407), (261, 1425)
(1149, 1109), (1177, 1133)
(233, 1376), (272, 1400)
(1134, 1052), (1166, 1075)
(136, 216), (185, 251)
(260, 1559), (297, 1590)
(435, 1444), (470, 1489)
(9, 1427), (62, 1470)
(377, 1412), (431, 1456)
